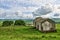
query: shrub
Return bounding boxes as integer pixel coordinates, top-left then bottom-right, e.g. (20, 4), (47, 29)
(2, 21), (14, 26)
(41, 35), (45, 38)
(14, 20), (25, 26)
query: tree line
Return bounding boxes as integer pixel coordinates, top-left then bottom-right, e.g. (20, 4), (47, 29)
(2, 20), (26, 26)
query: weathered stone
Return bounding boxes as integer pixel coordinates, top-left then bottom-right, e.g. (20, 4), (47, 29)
(33, 17), (56, 32)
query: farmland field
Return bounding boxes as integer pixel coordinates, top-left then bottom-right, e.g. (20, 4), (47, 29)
(0, 24), (60, 40)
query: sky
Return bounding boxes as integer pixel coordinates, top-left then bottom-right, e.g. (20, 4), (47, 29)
(0, 0), (60, 19)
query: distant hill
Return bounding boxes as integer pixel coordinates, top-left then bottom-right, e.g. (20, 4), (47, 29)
(0, 18), (60, 24)
(52, 18), (60, 23)
(0, 19), (33, 24)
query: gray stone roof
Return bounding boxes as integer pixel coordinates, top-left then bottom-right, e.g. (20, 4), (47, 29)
(34, 17), (55, 23)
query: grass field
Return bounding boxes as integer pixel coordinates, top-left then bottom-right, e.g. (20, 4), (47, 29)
(0, 24), (60, 40)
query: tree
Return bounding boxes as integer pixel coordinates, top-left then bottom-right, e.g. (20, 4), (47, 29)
(2, 21), (14, 26)
(14, 20), (25, 26)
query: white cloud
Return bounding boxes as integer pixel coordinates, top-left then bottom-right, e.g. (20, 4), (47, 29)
(33, 4), (53, 16)
(33, 3), (60, 18)
(0, 0), (60, 19)
(54, 5), (60, 13)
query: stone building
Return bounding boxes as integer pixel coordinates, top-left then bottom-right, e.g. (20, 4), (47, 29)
(33, 17), (56, 32)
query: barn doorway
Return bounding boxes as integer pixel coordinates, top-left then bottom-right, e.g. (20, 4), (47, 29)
(41, 26), (43, 31)
(37, 25), (39, 29)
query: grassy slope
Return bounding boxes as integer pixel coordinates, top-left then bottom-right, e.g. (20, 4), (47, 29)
(0, 24), (60, 40)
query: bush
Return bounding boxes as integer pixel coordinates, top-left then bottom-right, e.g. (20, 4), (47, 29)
(14, 20), (25, 26)
(2, 21), (14, 26)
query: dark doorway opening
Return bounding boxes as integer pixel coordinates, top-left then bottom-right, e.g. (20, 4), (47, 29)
(37, 25), (39, 29)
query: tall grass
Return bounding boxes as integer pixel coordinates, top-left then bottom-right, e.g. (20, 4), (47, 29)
(0, 24), (60, 40)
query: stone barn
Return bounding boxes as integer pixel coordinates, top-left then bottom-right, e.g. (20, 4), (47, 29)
(33, 17), (56, 32)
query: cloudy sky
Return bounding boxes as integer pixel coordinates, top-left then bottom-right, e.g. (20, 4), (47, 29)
(0, 0), (60, 19)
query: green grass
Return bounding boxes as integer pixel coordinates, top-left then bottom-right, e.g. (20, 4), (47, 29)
(0, 24), (60, 40)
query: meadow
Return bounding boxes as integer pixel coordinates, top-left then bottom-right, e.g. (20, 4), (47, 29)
(0, 23), (59, 40)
